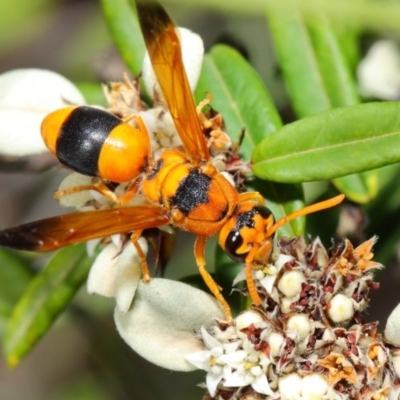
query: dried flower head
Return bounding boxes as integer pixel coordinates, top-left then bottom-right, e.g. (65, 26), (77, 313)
(187, 236), (400, 399)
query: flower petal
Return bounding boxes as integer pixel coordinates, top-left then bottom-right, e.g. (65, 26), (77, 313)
(87, 243), (119, 297)
(252, 373), (274, 396)
(114, 278), (225, 371)
(206, 371), (224, 397)
(114, 238), (147, 313)
(0, 69), (85, 156)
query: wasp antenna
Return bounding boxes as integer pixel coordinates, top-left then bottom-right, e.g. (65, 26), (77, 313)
(266, 194), (345, 238)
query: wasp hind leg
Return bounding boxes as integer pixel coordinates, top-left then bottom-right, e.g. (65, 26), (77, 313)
(54, 179), (140, 205)
(194, 236), (233, 324)
(130, 229), (152, 282)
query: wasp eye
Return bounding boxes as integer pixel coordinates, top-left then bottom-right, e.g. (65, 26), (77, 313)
(225, 230), (248, 263)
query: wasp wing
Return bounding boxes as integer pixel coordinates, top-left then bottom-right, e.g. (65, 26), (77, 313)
(0, 205), (170, 252)
(137, 0), (210, 164)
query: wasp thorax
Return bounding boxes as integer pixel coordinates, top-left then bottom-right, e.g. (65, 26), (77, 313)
(219, 204), (275, 263)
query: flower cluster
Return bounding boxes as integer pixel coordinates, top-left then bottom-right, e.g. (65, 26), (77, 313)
(186, 237), (400, 399)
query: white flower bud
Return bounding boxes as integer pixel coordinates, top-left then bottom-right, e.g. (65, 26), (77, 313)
(268, 332), (284, 357)
(385, 303), (400, 345)
(302, 374), (329, 400)
(235, 310), (265, 339)
(278, 270), (305, 297)
(328, 294), (354, 323)
(280, 296), (294, 314)
(287, 314), (312, 341)
(278, 373), (302, 400)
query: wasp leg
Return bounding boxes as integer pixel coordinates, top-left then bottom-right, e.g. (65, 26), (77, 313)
(237, 192), (265, 205)
(194, 235), (233, 324)
(54, 178), (141, 205)
(244, 244), (262, 306)
(130, 229), (152, 282)
(54, 181), (119, 203)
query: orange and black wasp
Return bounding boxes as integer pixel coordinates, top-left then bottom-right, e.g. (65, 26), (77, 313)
(0, 0), (344, 323)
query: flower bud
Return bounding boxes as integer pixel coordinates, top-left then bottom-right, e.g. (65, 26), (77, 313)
(328, 294), (354, 323)
(278, 270), (305, 297)
(278, 373), (302, 400)
(302, 374), (329, 399)
(287, 314), (312, 341)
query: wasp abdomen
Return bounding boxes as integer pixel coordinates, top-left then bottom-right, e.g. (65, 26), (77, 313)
(41, 106), (149, 183)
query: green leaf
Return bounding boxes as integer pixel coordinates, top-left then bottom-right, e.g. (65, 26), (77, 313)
(100, 0), (145, 76)
(266, 2), (330, 118)
(252, 102), (400, 183)
(0, 250), (33, 317)
(195, 45), (282, 160)
(308, 12), (360, 108)
(3, 244), (97, 368)
(332, 171), (378, 204)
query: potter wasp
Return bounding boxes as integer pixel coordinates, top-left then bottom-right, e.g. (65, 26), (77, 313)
(0, 0), (344, 323)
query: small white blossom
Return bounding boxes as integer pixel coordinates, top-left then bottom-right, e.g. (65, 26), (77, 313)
(223, 338), (273, 396)
(185, 327), (243, 396)
(186, 324), (273, 396)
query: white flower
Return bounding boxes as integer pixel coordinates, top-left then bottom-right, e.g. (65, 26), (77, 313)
(186, 322), (274, 397)
(186, 327), (243, 396)
(358, 40), (400, 100)
(223, 338), (273, 396)
(0, 68), (85, 156)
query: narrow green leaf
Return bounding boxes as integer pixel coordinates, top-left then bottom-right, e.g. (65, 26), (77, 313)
(332, 171), (378, 204)
(100, 0), (145, 76)
(0, 250), (34, 316)
(3, 244), (97, 368)
(195, 45), (282, 160)
(252, 102), (400, 183)
(306, 11), (377, 202)
(308, 12), (360, 108)
(266, 2), (331, 118)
